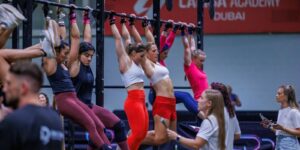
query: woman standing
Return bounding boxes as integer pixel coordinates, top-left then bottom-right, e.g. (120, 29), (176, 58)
(110, 15), (148, 150)
(261, 85), (300, 150)
(167, 89), (226, 150)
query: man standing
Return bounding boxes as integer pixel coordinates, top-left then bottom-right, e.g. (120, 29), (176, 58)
(0, 61), (64, 149)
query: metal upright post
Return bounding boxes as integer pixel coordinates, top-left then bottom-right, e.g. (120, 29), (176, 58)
(153, 1), (160, 150)
(12, 0), (19, 49)
(153, 0), (160, 49)
(22, 0), (33, 48)
(95, 0), (104, 107)
(197, 0), (204, 50)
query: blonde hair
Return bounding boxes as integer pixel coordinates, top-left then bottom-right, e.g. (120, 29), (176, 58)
(192, 50), (206, 58)
(204, 89), (226, 150)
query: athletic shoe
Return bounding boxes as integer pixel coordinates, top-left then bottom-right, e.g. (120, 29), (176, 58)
(46, 19), (60, 48)
(0, 4), (26, 28)
(0, 6), (19, 29)
(40, 37), (55, 58)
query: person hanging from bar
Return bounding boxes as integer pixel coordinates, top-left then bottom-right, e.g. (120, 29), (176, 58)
(126, 15), (177, 147)
(0, 3), (56, 112)
(148, 21), (202, 117)
(42, 6), (113, 149)
(65, 8), (129, 150)
(182, 23), (209, 118)
(109, 13), (149, 150)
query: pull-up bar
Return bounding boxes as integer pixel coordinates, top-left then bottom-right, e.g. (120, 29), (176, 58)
(35, 0), (91, 11)
(34, 0), (201, 30)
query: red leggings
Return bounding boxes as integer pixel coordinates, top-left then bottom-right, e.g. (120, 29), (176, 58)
(55, 92), (110, 148)
(153, 96), (176, 121)
(124, 90), (149, 150)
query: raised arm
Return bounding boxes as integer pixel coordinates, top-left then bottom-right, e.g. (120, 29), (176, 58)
(182, 31), (192, 66)
(110, 16), (130, 73)
(57, 8), (67, 40)
(120, 15), (132, 47)
(67, 8), (80, 74)
(160, 22), (169, 49)
(128, 14), (143, 44)
(140, 47), (154, 79)
(188, 23), (196, 51)
(83, 8), (92, 43)
(163, 20), (177, 49)
(143, 17), (155, 43)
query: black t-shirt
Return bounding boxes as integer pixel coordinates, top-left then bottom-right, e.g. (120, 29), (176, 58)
(0, 104), (64, 150)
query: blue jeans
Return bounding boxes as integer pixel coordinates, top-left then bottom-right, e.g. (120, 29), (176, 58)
(148, 88), (198, 115)
(275, 135), (300, 150)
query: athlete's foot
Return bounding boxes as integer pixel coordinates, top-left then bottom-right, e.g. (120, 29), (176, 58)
(0, 4), (26, 29)
(45, 19), (60, 48)
(40, 37), (55, 58)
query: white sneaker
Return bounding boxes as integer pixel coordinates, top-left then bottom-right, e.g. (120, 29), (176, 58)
(40, 37), (56, 58)
(0, 4), (26, 28)
(0, 6), (19, 29)
(1, 4), (26, 21)
(47, 20), (60, 48)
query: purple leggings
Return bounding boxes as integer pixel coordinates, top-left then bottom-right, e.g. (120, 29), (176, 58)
(55, 92), (110, 148)
(91, 105), (119, 128)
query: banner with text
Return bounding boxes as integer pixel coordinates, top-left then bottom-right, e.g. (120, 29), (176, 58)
(104, 0), (300, 34)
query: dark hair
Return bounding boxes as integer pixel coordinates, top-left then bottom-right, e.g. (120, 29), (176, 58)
(39, 92), (49, 106)
(279, 85), (298, 108)
(211, 82), (235, 118)
(126, 43), (147, 55)
(9, 61), (43, 93)
(79, 42), (95, 54)
(55, 39), (69, 53)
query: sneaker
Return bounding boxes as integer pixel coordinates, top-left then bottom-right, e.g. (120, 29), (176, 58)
(40, 36), (56, 58)
(0, 4), (26, 27)
(46, 19), (60, 48)
(1, 4), (26, 21)
(0, 6), (19, 29)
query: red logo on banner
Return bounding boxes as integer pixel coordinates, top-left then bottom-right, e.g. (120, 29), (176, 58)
(104, 0), (300, 34)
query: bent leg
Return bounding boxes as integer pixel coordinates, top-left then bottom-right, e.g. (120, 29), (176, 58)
(55, 94), (105, 148)
(0, 44), (44, 63)
(0, 29), (13, 49)
(0, 56), (10, 83)
(92, 105), (129, 150)
(174, 91), (198, 115)
(75, 100), (110, 145)
(142, 115), (170, 145)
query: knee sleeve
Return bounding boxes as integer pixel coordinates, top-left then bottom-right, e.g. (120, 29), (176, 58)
(112, 121), (127, 142)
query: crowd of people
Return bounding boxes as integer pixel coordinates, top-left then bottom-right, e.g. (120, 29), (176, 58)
(0, 3), (299, 150)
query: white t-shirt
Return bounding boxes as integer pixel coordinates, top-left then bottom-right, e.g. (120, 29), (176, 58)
(197, 114), (219, 150)
(224, 108), (241, 150)
(276, 107), (300, 136)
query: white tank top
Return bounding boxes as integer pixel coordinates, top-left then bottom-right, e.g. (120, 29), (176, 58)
(121, 61), (145, 88)
(150, 63), (170, 85)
